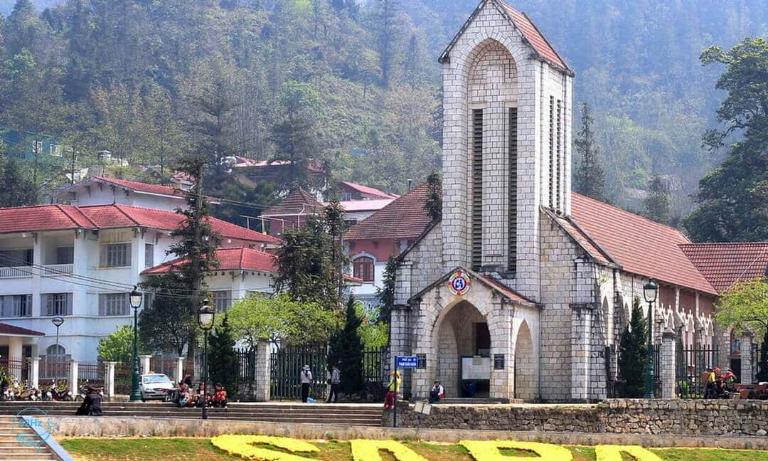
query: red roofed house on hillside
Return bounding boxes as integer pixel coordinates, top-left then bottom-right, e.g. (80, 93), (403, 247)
(56, 176), (189, 212)
(386, 0), (766, 403)
(344, 183), (433, 306)
(0, 190), (280, 367)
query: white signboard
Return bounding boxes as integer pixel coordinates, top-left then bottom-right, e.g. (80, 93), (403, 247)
(461, 356), (491, 380)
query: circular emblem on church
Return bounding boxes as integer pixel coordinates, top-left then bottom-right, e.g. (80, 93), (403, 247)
(448, 270), (471, 296)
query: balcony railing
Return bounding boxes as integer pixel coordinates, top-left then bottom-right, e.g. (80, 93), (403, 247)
(0, 266), (32, 279)
(41, 264), (74, 277)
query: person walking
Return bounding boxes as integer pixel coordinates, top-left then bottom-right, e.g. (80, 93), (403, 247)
(327, 363), (341, 403)
(300, 365), (312, 403)
(384, 371), (400, 409)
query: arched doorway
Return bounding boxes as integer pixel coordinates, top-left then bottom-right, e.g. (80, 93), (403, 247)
(435, 301), (490, 398)
(514, 321), (535, 400)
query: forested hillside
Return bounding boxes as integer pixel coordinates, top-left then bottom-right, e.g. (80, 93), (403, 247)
(1, 0), (768, 220)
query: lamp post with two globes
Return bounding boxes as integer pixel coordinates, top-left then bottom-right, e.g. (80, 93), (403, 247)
(198, 297), (215, 419)
(129, 286), (143, 402)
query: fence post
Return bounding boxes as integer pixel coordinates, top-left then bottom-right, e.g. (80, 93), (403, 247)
(105, 362), (117, 398)
(140, 355), (152, 375)
(70, 360), (79, 396)
(661, 329), (676, 399)
(254, 341), (271, 402)
(741, 331), (754, 385)
(176, 356), (185, 384)
(29, 357), (40, 390)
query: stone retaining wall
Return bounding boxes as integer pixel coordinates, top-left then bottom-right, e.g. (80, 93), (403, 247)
(393, 399), (768, 437)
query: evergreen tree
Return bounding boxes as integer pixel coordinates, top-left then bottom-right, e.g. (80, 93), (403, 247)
(329, 296), (364, 396)
(377, 257), (398, 323)
(643, 175), (671, 225)
(138, 275), (197, 356)
(618, 298), (648, 398)
(207, 314), (238, 396)
(424, 172), (442, 222)
(0, 155), (37, 207)
(573, 103), (607, 202)
(758, 330), (768, 383)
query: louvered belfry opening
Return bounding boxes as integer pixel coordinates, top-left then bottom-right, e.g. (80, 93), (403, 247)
(548, 96), (555, 209)
(556, 99), (563, 213)
(508, 107), (518, 275)
(471, 108), (484, 271)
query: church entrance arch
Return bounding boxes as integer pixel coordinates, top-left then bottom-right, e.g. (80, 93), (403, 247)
(435, 301), (490, 398)
(514, 320), (535, 400)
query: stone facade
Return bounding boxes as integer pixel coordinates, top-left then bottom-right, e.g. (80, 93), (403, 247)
(395, 399), (768, 437)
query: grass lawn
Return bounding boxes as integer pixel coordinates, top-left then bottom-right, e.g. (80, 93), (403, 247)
(59, 437), (768, 461)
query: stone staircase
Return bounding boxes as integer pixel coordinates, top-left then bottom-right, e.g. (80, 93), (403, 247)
(0, 416), (59, 461)
(0, 402), (382, 427)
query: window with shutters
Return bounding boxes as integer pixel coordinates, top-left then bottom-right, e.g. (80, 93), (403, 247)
(42, 293), (72, 316)
(99, 293), (130, 316)
(471, 109), (483, 271)
(508, 107), (518, 275)
(353, 256), (375, 282)
(0, 295), (32, 317)
(144, 244), (154, 268)
(212, 290), (233, 312)
(548, 96), (555, 209)
(100, 243), (131, 267)
(556, 99), (563, 213)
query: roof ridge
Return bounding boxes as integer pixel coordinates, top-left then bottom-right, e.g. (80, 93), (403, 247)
(680, 242), (768, 247)
(62, 204), (99, 228)
(111, 204), (141, 227)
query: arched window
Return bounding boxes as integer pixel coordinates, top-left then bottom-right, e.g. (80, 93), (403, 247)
(47, 344), (66, 356)
(353, 256), (375, 282)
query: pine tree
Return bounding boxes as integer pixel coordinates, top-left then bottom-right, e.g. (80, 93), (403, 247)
(643, 175), (671, 225)
(0, 155), (37, 207)
(208, 314), (238, 396)
(618, 298), (648, 398)
(377, 257), (398, 323)
(757, 330), (768, 382)
(424, 172), (442, 222)
(329, 296), (364, 396)
(573, 103), (607, 202)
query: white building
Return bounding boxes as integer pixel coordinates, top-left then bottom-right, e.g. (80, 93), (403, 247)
(0, 184), (281, 365)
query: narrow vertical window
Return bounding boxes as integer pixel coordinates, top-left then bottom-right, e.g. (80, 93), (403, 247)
(508, 107), (518, 275)
(549, 96), (554, 208)
(472, 109), (483, 271)
(556, 99), (562, 213)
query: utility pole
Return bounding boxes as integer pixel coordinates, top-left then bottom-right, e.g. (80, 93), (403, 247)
(70, 145), (77, 184)
(33, 140), (40, 188)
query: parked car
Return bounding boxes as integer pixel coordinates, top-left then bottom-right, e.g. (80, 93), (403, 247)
(140, 373), (175, 402)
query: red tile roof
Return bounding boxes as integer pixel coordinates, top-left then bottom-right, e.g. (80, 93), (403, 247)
(547, 210), (612, 266)
(680, 243), (768, 293)
(0, 323), (44, 337)
(338, 199), (395, 213)
(570, 193), (717, 295)
(439, 0), (572, 74)
(92, 176), (183, 198)
(262, 189), (324, 217)
(497, 1), (570, 72)
(344, 183), (433, 241)
(0, 205), (97, 233)
(339, 181), (396, 200)
(142, 247), (277, 275)
(0, 204), (280, 245)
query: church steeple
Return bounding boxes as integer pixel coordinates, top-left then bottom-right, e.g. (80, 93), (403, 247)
(440, 0), (572, 299)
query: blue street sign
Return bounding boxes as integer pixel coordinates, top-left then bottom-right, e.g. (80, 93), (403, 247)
(396, 355), (418, 369)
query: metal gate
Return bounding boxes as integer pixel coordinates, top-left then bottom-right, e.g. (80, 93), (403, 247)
(270, 346), (328, 401)
(676, 346), (719, 399)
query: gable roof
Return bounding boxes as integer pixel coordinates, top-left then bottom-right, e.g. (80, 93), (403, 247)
(439, 0), (572, 75)
(0, 204), (281, 245)
(339, 181), (397, 200)
(408, 266), (536, 307)
(91, 176), (183, 198)
(344, 183), (433, 241)
(0, 322), (45, 337)
(570, 193), (717, 295)
(680, 243), (768, 294)
(142, 247), (278, 275)
(261, 188), (324, 217)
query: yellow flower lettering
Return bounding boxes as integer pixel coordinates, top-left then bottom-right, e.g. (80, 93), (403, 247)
(350, 439), (430, 461)
(210, 435), (319, 460)
(595, 445), (665, 461)
(459, 440), (573, 461)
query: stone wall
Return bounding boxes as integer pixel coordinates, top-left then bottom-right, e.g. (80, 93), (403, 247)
(394, 399), (768, 437)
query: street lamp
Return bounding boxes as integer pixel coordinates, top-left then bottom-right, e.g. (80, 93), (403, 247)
(51, 316), (64, 377)
(198, 296), (215, 420)
(643, 279), (658, 399)
(129, 286), (143, 402)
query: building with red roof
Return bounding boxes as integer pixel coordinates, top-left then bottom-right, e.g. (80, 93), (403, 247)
(383, 0), (767, 403)
(0, 198), (279, 365)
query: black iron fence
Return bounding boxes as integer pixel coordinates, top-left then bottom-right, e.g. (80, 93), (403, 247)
(676, 346), (719, 399)
(270, 346), (328, 401)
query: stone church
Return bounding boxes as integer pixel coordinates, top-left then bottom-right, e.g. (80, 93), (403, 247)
(388, 0), (734, 402)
